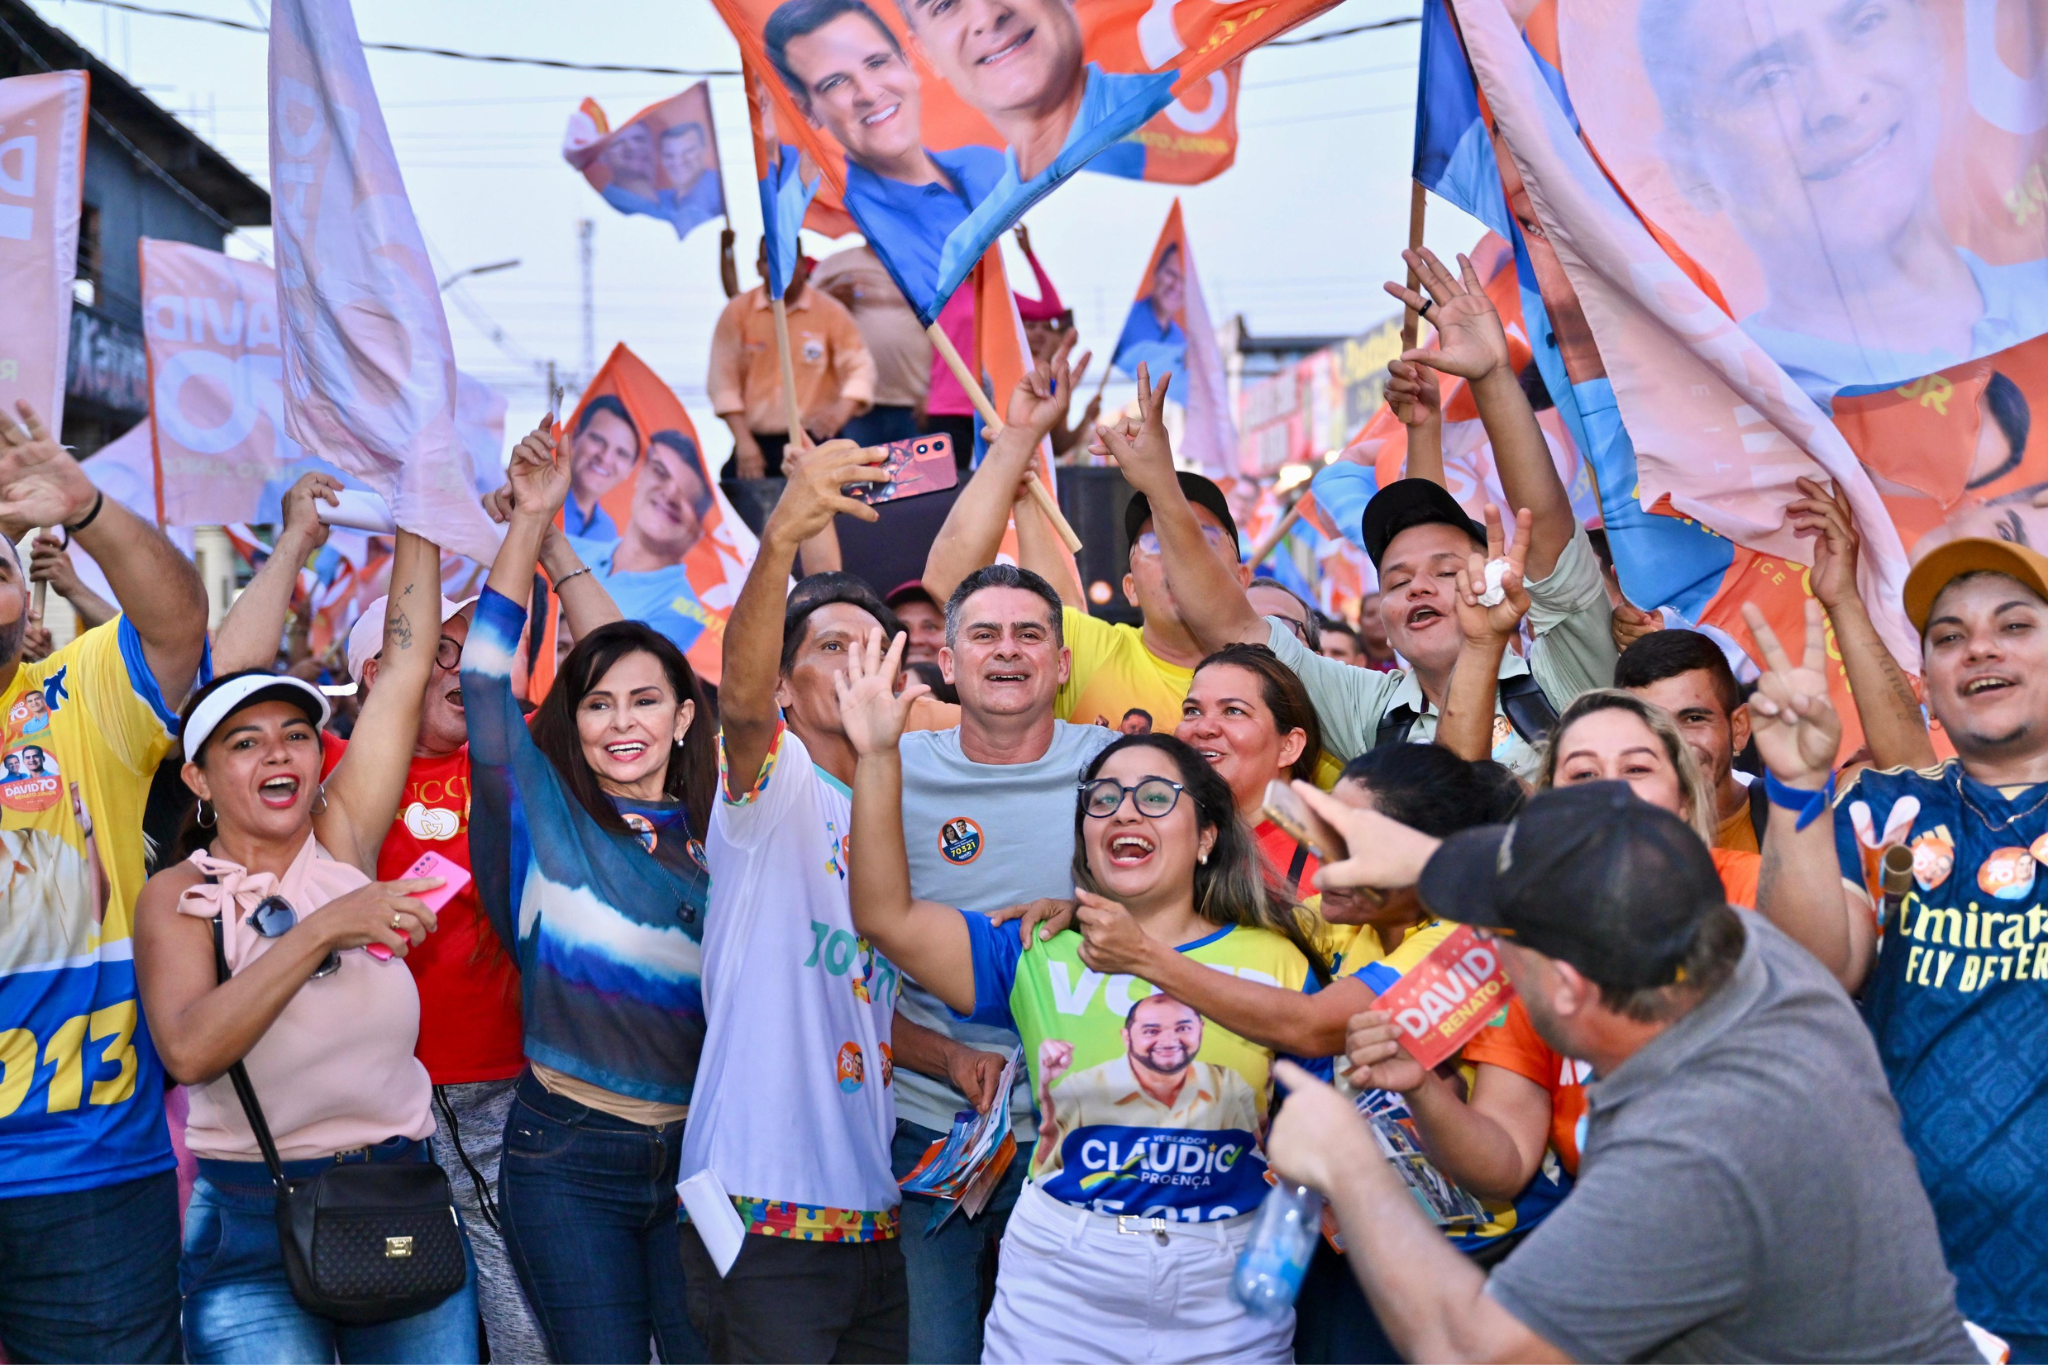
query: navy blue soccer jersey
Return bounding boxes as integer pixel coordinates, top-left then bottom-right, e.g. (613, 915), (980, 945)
(1834, 761), (2048, 1337)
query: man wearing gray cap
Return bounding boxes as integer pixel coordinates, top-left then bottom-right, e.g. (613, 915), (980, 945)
(1263, 781), (1978, 1365)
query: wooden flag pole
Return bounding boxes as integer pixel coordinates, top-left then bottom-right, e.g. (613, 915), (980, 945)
(925, 320), (1084, 554)
(1400, 180), (1429, 354)
(1247, 495), (1307, 568)
(29, 530), (45, 618)
(771, 294), (809, 456)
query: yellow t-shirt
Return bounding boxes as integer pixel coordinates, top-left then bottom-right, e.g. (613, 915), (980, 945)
(1055, 608), (1195, 731)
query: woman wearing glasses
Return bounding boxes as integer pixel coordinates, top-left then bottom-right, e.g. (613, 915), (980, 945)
(840, 629), (1325, 1364)
(132, 531), (475, 1364)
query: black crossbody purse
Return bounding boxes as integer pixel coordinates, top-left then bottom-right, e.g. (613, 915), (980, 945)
(210, 912), (468, 1325)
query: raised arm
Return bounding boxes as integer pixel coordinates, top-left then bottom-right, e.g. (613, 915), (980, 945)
(317, 529), (440, 873)
(1744, 599), (1877, 991)
(1387, 250), (1572, 581)
(721, 439), (885, 788)
(1790, 476), (1937, 772)
(482, 426), (626, 639)
(1098, 366), (1265, 650)
(1385, 359), (1446, 489)
(29, 533), (117, 630)
(1436, 507), (1532, 761)
(837, 627), (978, 1014)
(213, 472), (343, 674)
(921, 333), (1083, 603)
(0, 402), (207, 701)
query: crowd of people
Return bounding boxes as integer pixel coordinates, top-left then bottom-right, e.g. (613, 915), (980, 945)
(0, 244), (2040, 1365)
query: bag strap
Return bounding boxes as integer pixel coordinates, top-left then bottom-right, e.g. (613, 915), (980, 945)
(1375, 706), (1417, 750)
(208, 898), (291, 1192)
(1497, 672), (1559, 747)
(1286, 840), (1310, 891)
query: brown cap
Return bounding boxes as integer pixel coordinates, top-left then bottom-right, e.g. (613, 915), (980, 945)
(1903, 538), (2048, 634)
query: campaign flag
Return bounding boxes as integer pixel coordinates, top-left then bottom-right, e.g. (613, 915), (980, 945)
(556, 344), (759, 684)
(1365, 926), (1515, 1070)
(709, 0), (1338, 324)
(0, 71), (87, 428)
(563, 83), (729, 242)
(268, 0), (500, 564)
(454, 372), (508, 497)
(743, 56), (823, 299)
(1110, 200), (1236, 476)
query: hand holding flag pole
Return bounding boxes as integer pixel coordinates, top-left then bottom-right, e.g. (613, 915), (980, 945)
(926, 322), (1084, 554)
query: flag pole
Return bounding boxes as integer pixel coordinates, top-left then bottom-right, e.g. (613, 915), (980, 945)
(1247, 494), (1307, 568)
(771, 293), (809, 456)
(925, 320), (1084, 554)
(1400, 180), (1428, 355)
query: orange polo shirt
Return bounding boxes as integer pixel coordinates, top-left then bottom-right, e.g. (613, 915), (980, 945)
(707, 283), (877, 437)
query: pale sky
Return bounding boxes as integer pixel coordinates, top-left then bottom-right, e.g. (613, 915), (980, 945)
(29, 0), (1487, 458)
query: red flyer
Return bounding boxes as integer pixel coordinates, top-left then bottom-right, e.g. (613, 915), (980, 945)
(1375, 927), (1518, 1070)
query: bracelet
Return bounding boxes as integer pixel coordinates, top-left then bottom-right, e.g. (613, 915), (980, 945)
(1763, 769), (1836, 832)
(63, 490), (104, 535)
(553, 565), (592, 588)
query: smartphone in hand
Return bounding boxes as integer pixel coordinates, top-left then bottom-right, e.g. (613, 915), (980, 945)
(843, 434), (958, 505)
(1262, 779), (1346, 862)
(366, 851), (472, 961)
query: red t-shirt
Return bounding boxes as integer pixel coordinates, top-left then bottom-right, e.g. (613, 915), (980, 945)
(321, 732), (524, 1084)
(1256, 817), (1321, 896)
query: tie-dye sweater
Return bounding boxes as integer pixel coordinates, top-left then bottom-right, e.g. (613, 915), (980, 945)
(462, 587), (709, 1105)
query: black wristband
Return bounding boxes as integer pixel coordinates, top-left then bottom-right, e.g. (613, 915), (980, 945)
(63, 489), (104, 535)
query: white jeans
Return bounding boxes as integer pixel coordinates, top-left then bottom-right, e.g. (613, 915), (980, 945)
(981, 1183), (1294, 1365)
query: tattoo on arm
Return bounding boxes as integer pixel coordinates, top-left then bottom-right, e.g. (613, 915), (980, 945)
(387, 609), (414, 652)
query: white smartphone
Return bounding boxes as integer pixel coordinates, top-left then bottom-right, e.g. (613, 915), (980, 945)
(676, 1168), (747, 1277)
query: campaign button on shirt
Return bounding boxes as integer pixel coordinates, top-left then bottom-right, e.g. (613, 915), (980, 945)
(939, 817), (983, 865)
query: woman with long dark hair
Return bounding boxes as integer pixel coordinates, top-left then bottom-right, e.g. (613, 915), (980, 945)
(840, 629), (1322, 1363)
(133, 532), (479, 1363)
(1175, 641), (1326, 892)
(461, 429), (718, 1363)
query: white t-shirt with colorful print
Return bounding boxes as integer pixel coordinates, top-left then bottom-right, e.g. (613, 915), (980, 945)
(959, 915), (1311, 1222)
(681, 724), (903, 1241)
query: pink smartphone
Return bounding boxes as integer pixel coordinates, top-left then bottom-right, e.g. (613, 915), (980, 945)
(366, 852), (471, 961)
(844, 434), (957, 505)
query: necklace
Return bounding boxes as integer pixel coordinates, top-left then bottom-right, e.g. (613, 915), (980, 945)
(1952, 768), (2048, 836)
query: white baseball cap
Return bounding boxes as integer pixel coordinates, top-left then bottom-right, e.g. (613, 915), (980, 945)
(183, 672), (332, 760)
(346, 594), (479, 686)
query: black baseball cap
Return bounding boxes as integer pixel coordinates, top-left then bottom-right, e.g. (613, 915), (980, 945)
(1417, 783), (1724, 991)
(1361, 478), (1486, 569)
(1125, 472), (1239, 556)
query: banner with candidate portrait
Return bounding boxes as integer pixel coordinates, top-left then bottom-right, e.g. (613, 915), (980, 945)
(1112, 200), (1236, 476)
(555, 343), (760, 684)
(0, 70), (87, 431)
(709, 0), (1340, 324)
(563, 83), (730, 243)
(742, 55), (827, 298)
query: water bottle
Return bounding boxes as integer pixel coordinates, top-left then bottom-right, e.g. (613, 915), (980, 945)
(1231, 1181), (1324, 1317)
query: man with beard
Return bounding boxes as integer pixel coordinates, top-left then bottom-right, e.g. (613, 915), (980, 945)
(0, 401), (209, 1364)
(569, 430), (722, 657)
(211, 448), (627, 1365)
(1034, 995), (1257, 1173)
(563, 395), (642, 543)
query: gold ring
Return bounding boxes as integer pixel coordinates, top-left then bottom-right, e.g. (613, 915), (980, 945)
(391, 912), (403, 928)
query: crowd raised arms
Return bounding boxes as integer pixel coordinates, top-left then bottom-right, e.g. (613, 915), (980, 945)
(3, 234), (2040, 1365)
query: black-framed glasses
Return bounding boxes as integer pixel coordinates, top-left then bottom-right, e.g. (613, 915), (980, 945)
(251, 894), (340, 979)
(434, 635), (462, 671)
(1081, 776), (1185, 820)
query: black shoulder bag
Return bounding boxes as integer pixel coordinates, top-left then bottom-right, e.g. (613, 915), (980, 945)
(209, 912), (467, 1325)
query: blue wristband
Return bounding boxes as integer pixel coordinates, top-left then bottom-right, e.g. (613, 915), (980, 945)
(1763, 769), (1836, 832)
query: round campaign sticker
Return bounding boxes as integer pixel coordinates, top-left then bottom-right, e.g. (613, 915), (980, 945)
(1979, 846), (2036, 900)
(0, 744), (62, 814)
(621, 811), (658, 853)
(939, 817), (982, 865)
(836, 1042), (865, 1094)
(879, 1041), (893, 1089)
(1913, 831), (1955, 891)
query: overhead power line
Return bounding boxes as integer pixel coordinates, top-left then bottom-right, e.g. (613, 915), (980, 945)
(1266, 15), (1419, 46)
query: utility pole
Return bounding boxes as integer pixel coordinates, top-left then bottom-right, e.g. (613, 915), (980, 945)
(578, 218), (595, 382)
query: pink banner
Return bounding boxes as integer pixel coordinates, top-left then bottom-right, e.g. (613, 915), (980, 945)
(268, 0), (499, 563)
(0, 71), (86, 429)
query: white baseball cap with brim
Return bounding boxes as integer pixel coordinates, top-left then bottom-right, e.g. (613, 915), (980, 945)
(183, 674), (332, 760)
(346, 594), (479, 686)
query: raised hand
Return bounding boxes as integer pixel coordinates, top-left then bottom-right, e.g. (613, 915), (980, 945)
(1743, 598), (1842, 786)
(1383, 247), (1513, 385)
(766, 437), (887, 544)
(277, 472), (343, 553)
(831, 627), (929, 756)
(1092, 361), (1176, 494)
(0, 402), (98, 535)
(1386, 358), (1443, 430)
(1004, 329), (1087, 440)
(504, 417), (573, 523)
(1297, 780), (1443, 894)
(1787, 476), (1861, 612)
(28, 533), (81, 595)
(1610, 600), (1664, 652)
(1452, 505), (1532, 645)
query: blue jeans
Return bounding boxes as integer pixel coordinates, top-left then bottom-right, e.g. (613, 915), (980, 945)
(0, 1169), (182, 1363)
(180, 1139), (479, 1364)
(499, 1069), (703, 1364)
(889, 1119), (1031, 1365)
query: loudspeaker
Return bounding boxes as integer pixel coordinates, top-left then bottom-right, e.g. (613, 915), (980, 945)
(1057, 466), (1141, 625)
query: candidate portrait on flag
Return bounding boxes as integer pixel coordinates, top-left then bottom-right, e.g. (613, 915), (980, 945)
(1113, 237), (1189, 392)
(565, 82), (729, 242)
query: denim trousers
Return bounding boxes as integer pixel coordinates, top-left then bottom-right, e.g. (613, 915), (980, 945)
(888, 1119), (1032, 1365)
(0, 1168), (182, 1364)
(179, 1138), (480, 1365)
(431, 1079), (550, 1362)
(497, 1069), (704, 1364)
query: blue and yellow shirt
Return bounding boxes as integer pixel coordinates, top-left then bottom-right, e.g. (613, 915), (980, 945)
(1, 618), (184, 1197)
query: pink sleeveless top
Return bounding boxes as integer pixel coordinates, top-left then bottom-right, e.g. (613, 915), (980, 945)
(177, 838), (434, 1162)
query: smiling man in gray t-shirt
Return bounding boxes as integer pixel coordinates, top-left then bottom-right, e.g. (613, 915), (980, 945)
(891, 564), (1114, 1364)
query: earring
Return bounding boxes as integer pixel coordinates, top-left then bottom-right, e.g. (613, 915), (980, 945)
(1198, 849), (1209, 865)
(196, 799), (216, 829)
(313, 788), (329, 816)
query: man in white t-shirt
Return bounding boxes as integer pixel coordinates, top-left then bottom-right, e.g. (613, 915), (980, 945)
(680, 441), (911, 1361)
(892, 562), (1112, 1363)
